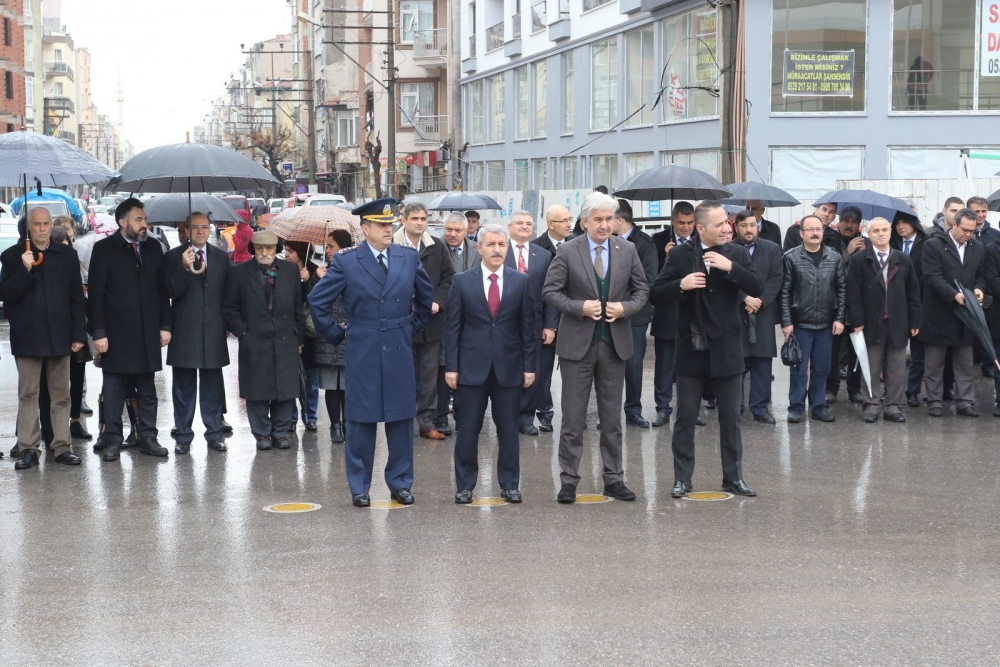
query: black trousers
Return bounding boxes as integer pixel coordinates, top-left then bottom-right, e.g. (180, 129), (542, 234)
(653, 337), (675, 414)
(436, 365), (453, 427)
(102, 371), (158, 445)
(454, 367), (521, 492)
(827, 330), (861, 396)
(742, 356), (773, 416)
(535, 341), (557, 421)
(171, 367), (225, 444)
(623, 324), (648, 419)
(518, 341), (542, 427)
(672, 374), (743, 484)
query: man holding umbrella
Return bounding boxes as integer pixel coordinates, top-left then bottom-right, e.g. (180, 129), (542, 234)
(919, 209), (986, 417)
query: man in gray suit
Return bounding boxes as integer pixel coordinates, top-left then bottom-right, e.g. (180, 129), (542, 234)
(542, 192), (650, 504)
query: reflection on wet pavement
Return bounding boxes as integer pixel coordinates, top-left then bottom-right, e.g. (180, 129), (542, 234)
(1, 325), (999, 663)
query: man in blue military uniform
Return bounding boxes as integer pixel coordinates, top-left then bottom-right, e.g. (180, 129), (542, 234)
(308, 198), (434, 507)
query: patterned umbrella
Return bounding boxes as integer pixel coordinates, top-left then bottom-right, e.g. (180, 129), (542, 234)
(267, 205), (364, 245)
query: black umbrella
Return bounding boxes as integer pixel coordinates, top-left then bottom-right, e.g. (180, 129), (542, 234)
(106, 142), (281, 194)
(813, 189), (916, 222)
(613, 165), (732, 201)
(426, 192), (503, 211)
(721, 181), (800, 207)
(953, 280), (1000, 371)
(144, 193), (244, 228)
(985, 187), (1000, 212)
(0, 131), (116, 188)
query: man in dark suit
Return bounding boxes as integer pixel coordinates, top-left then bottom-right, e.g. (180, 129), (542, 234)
(394, 201), (455, 440)
(651, 201), (764, 498)
(506, 211), (557, 435)
(542, 193), (649, 504)
(446, 224), (535, 503)
(847, 218), (921, 423)
(308, 198), (434, 507)
(223, 230), (305, 450)
(164, 212), (232, 454)
(530, 204), (574, 432)
(87, 198), (171, 463)
(614, 199), (658, 428)
(747, 200), (783, 247)
(891, 214), (928, 406)
(919, 208), (986, 417)
(734, 210), (782, 424)
(650, 201), (702, 427)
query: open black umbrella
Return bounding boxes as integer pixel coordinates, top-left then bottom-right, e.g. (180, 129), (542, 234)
(953, 280), (1000, 371)
(426, 192), (502, 211)
(985, 187), (1000, 212)
(813, 189), (916, 222)
(721, 181), (800, 207)
(106, 143), (281, 194)
(143, 193), (244, 228)
(0, 131), (116, 188)
(613, 165), (731, 201)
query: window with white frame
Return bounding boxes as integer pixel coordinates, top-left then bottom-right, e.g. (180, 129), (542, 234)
(624, 26), (654, 127)
(590, 154), (618, 189)
(400, 0), (434, 44)
(591, 37), (617, 131)
(335, 111), (357, 146)
(531, 0), (546, 33)
(532, 158), (549, 189)
(400, 82), (435, 126)
(661, 8), (720, 122)
(469, 162), (485, 190)
(515, 66), (529, 140)
(624, 152), (653, 179)
(486, 160), (505, 189)
(488, 74), (505, 142)
(562, 156), (578, 188)
(662, 149), (721, 181)
(515, 159), (529, 190)
(468, 80), (484, 144)
(25, 76), (32, 107)
(562, 52), (574, 134)
(533, 60), (547, 138)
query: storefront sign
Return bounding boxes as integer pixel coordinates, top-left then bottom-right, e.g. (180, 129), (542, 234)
(982, 1), (1000, 76)
(694, 11), (718, 82)
(781, 50), (855, 97)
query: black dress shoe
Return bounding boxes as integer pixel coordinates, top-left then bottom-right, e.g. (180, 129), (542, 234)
(538, 418), (553, 432)
(885, 412), (906, 423)
(907, 393), (920, 408)
(603, 481), (636, 501)
(15, 449), (39, 470)
(652, 411), (670, 427)
(994, 405), (1000, 417)
(101, 444), (120, 462)
(305, 421), (318, 432)
(391, 488), (415, 505)
(752, 412), (776, 424)
(839, 368), (847, 379)
(273, 435), (292, 450)
(928, 406), (942, 417)
(139, 437), (169, 457)
(174, 442), (191, 455)
(519, 424), (539, 435)
(863, 413), (878, 423)
(696, 414), (707, 426)
(256, 436), (273, 450)
(92, 435), (105, 452)
(500, 489), (523, 503)
(80, 399), (94, 415)
(625, 415), (651, 428)
(170, 427), (180, 438)
(436, 424), (453, 436)
(848, 391), (864, 404)
(10, 444), (21, 458)
(957, 406), (980, 417)
(557, 483), (576, 504)
(330, 423), (345, 443)
(70, 421), (93, 440)
(122, 432), (138, 449)
(671, 480), (692, 498)
(722, 478), (757, 497)
(207, 440), (227, 452)
(455, 489), (474, 504)
(705, 399), (716, 410)
(984, 367), (995, 379)
(811, 408), (835, 422)
(54, 451), (82, 465)
(787, 411), (803, 423)
(352, 494), (370, 508)
(825, 392), (838, 404)
(221, 420), (234, 433)
(943, 389), (954, 401)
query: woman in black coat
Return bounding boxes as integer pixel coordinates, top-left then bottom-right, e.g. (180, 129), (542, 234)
(311, 229), (354, 443)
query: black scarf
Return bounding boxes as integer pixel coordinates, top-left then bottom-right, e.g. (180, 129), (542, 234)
(690, 244), (723, 349)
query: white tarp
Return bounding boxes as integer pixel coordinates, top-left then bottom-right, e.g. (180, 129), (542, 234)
(770, 147), (865, 205)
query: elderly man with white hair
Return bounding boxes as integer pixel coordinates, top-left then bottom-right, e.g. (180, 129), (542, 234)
(442, 211), (481, 273)
(542, 192), (650, 504)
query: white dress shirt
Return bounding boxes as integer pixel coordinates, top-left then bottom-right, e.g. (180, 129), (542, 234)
(514, 242), (530, 271)
(482, 263), (504, 301)
(547, 233), (563, 249)
(192, 243), (209, 269)
(949, 233), (966, 263)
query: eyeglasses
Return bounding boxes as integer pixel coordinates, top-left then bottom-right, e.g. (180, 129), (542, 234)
(548, 217), (572, 223)
(801, 228), (824, 234)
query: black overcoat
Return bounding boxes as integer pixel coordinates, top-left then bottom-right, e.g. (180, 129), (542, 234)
(164, 243), (232, 369)
(223, 258), (305, 401)
(87, 230), (171, 374)
(0, 240), (87, 357)
(413, 237), (454, 343)
(738, 238), (783, 358)
(846, 247), (921, 349)
(918, 233), (986, 346)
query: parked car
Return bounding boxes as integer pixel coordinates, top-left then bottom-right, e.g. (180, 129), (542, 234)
(304, 194), (348, 207)
(221, 195), (251, 223)
(267, 197), (288, 214)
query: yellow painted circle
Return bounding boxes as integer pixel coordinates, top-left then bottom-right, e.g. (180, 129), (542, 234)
(684, 492), (733, 502)
(575, 494), (613, 504)
(368, 500), (411, 509)
(469, 497), (507, 507)
(263, 502), (322, 513)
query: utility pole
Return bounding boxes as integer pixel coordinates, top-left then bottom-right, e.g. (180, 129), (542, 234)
(449, 0), (461, 189)
(307, 48), (317, 187)
(385, 1), (396, 198)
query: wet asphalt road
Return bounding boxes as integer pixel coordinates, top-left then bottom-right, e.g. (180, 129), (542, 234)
(1, 320), (999, 665)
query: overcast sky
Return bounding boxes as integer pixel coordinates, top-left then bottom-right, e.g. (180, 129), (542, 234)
(61, 0), (290, 152)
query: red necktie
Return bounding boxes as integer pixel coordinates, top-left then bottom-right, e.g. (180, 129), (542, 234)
(132, 242), (141, 262)
(197, 249), (204, 264)
(488, 273), (499, 318)
(517, 244), (527, 274)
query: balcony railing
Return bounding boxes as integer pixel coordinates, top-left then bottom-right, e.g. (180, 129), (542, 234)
(406, 114), (447, 140)
(487, 21), (504, 51)
(512, 12), (522, 39)
(44, 95), (75, 114)
(57, 130), (76, 143)
(413, 28), (447, 59)
(468, 34), (476, 57)
(43, 61), (74, 80)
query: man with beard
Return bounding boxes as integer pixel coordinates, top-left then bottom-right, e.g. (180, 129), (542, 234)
(746, 200), (783, 247)
(87, 198), (172, 462)
(223, 230), (305, 450)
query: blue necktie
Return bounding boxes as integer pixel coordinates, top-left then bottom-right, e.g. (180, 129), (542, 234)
(904, 239), (911, 255)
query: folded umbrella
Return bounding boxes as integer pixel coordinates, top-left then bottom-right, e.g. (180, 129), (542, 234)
(813, 189), (917, 223)
(849, 331), (874, 398)
(267, 204), (364, 246)
(953, 280), (1000, 371)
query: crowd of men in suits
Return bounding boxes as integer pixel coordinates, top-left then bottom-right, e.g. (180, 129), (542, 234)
(5, 190), (1000, 508)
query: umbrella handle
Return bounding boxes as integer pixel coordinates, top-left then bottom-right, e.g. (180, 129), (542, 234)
(187, 241), (206, 275)
(26, 240), (43, 267)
